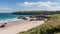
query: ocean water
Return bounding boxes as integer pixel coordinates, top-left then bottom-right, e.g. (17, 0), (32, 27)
(0, 13), (19, 23)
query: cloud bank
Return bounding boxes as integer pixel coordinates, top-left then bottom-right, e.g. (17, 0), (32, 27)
(17, 1), (60, 10)
(0, 7), (12, 11)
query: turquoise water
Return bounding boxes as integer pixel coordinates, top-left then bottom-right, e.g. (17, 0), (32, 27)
(0, 13), (31, 23)
(0, 13), (17, 20)
(0, 13), (19, 23)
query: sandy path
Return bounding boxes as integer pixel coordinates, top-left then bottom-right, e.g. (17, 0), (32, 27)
(0, 20), (44, 34)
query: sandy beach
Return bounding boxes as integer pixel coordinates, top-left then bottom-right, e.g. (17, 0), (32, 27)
(0, 19), (44, 34)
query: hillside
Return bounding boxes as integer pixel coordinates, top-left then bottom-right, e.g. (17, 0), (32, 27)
(12, 11), (60, 15)
(19, 14), (60, 34)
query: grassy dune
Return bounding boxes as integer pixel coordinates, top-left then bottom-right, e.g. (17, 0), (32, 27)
(19, 14), (60, 34)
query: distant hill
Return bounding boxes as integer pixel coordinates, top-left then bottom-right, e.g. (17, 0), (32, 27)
(12, 10), (60, 15)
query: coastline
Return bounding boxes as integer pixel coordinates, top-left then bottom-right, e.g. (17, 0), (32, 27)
(0, 19), (44, 34)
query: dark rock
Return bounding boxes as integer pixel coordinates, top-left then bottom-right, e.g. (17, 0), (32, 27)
(0, 25), (5, 28)
(0, 23), (7, 28)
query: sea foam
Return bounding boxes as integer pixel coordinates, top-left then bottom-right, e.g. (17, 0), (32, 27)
(0, 18), (21, 23)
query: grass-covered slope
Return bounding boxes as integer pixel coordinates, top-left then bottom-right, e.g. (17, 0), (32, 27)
(19, 14), (60, 34)
(12, 11), (60, 15)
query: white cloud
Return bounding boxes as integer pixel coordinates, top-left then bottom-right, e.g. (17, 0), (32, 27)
(0, 7), (12, 11)
(17, 1), (60, 10)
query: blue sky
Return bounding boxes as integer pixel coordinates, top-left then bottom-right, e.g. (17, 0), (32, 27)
(0, 0), (60, 13)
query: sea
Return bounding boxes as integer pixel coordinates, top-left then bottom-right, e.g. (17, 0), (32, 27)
(0, 13), (27, 23)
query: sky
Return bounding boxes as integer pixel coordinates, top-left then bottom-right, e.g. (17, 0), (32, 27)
(0, 0), (60, 13)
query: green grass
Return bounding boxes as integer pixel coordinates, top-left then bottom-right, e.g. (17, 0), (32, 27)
(19, 14), (60, 34)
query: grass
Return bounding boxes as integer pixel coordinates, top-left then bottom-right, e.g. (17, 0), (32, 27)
(19, 14), (60, 34)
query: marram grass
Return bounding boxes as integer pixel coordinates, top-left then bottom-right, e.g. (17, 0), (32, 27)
(19, 14), (60, 34)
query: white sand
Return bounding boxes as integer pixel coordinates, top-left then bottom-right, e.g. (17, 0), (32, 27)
(0, 20), (44, 34)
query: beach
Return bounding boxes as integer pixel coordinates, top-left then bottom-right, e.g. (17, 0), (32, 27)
(0, 19), (44, 34)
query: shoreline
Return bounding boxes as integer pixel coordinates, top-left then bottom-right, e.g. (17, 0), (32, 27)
(0, 19), (44, 34)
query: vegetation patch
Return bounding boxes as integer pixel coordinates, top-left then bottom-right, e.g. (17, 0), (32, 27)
(19, 14), (60, 34)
